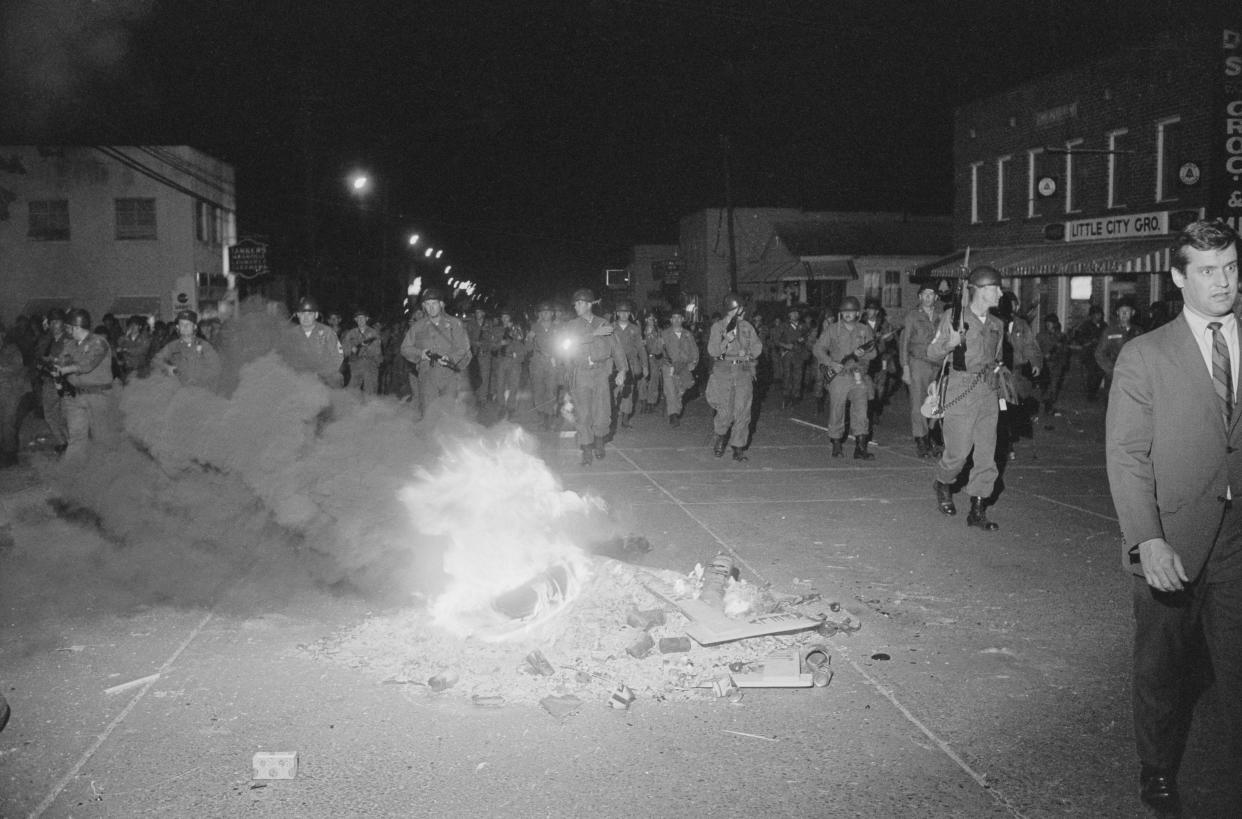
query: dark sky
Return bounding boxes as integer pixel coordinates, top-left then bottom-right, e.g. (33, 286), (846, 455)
(0, 0), (1202, 300)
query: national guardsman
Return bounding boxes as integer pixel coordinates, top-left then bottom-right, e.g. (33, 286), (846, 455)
(400, 287), (472, 420)
(527, 301), (562, 430)
(706, 292), (762, 461)
(813, 296), (877, 459)
(611, 300), (648, 429)
(561, 288), (627, 465)
(928, 265), (1007, 531)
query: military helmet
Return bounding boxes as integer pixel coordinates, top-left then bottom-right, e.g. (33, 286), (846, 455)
(839, 296), (862, 312)
(421, 287), (445, 303)
(571, 288), (595, 304)
(615, 300), (635, 314)
(864, 298), (883, 311)
(353, 306), (369, 318)
(47, 307), (68, 323)
(967, 266), (1002, 288)
(536, 301), (554, 313)
(174, 309), (198, 325)
(295, 295), (319, 313)
(67, 308), (92, 330)
(669, 307), (686, 318)
(722, 292), (743, 311)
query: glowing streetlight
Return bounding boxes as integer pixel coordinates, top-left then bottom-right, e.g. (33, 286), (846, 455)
(408, 233), (420, 246)
(424, 247), (434, 257)
(434, 249), (444, 259)
(444, 265), (452, 274)
(348, 172), (371, 194)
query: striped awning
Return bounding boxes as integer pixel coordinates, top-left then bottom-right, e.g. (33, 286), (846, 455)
(916, 240), (1172, 279)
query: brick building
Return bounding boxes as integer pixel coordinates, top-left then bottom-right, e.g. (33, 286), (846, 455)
(921, 21), (1242, 330)
(0, 146), (237, 326)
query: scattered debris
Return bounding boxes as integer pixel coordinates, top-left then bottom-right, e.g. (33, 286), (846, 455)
(870, 652), (891, 661)
(103, 673), (160, 696)
(625, 608), (666, 630)
(539, 694), (583, 719)
(657, 636), (691, 654)
(427, 671), (459, 691)
(732, 649), (812, 688)
(720, 730), (778, 742)
(625, 631), (654, 659)
(524, 649), (556, 676)
(471, 694), (506, 708)
(252, 751), (299, 780)
(608, 685), (636, 709)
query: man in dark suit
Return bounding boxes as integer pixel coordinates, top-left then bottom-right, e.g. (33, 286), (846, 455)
(1106, 218), (1241, 815)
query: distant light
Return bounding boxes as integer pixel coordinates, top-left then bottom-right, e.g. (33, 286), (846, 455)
(349, 173), (370, 193)
(424, 247), (434, 257)
(408, 233), (420, 246)
(444, 265), (452, 274)
(434, 250), (444, 259)
(408, 276), (422, 296)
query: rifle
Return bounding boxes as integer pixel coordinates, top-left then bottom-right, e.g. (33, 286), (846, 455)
(725, 307), (742, 334)
(935, 247), (971, 415)
(38, 361), (77, 398)
(824, 339), (876, 384)
(425, 351), (461, 372)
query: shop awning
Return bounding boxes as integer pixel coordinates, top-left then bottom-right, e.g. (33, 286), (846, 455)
(21, 297), (73, 318)
(738, 257), (857, 283)
(107, 295), (162, 317)
(915, 240), (1172, 279)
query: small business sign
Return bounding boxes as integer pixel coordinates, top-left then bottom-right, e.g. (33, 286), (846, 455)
(228, 239), (269, 279)
(1063, 210), (1169, 242)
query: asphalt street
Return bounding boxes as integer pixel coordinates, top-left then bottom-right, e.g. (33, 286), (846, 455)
(2, 371), (1239, 818)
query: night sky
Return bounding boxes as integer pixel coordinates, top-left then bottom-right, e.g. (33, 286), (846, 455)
(0, 0), (1201, 302)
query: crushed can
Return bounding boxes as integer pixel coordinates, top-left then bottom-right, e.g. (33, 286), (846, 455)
(609, 684), (636, 710)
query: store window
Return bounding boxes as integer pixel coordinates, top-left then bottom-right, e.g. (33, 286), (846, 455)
(883, 270), (902, 309)
(116, 198), (157, 240)
(1107, 129), (1129, 209)
(996, 155), (1012, 221)
(28, 199), (69, 241)
(1027, 148), (1045, 218)
(1064, 139), (1084, 214)
(970, 161), (983, 224)
(1156, 117), (1182, 202)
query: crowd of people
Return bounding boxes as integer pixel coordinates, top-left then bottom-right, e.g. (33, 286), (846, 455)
(0, 276), (1183, 476)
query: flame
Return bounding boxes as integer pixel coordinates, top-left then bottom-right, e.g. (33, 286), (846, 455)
(399, 427), (597, 641)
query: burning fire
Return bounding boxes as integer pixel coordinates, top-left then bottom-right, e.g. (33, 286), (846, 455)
(399, 428), (598, 641)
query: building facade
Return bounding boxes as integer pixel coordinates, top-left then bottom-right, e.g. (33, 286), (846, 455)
(679, 207), (951, 322)
(0, 145), (237, 325)
(926, 21), (1242, 329)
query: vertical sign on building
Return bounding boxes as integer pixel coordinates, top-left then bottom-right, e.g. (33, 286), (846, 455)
(1217, 23), (1242, 230)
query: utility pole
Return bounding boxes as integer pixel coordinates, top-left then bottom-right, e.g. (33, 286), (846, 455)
(720, 134), (738, 293)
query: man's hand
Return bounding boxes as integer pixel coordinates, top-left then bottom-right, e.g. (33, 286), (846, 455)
(901, 369), (911, 385)
(945, 329), (962, 348)
(853, 346), (867, 358)
(614, 372), (626, 388)
(1138, 538), (1189, 592)
(1031, 366), (1041, 378)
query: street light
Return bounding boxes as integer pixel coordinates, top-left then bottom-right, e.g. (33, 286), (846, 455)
(424, 247), (434, 257)
(408, 233), (420, 246)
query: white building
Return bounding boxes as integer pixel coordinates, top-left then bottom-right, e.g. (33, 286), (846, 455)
(0, 145), (237, 325)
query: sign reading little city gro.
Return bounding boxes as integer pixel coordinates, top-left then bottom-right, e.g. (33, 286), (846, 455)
(1063, 210), (1169, 242)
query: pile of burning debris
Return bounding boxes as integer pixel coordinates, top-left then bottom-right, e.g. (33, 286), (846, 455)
(300, 550), (861, 715)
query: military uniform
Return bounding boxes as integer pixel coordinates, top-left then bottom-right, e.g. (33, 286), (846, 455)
(341, 323), (382, 394)
(400, 312), (472, 417)
(282, 322), (344, 387)
(639, 319), (664, 412)
(493, 319), (528, 416)
(154, 335), (222, 392)
(929, 267), (1008, 529)
(465, 313), (496, 402)
(611, 319), (647, 426)
(706, 300), (762, 459)
(659, 321), (699, 422)
(562, 311), (627, 456)
(36, 325), (71, 449)
(864, 310), (899, 421)
(528, 316), (563, 428)
(114, 329), (151, 383)
(814, 315), (877, 457)
(61, 329), (116, 460)
(773, 316), (806, 406)
(900, 300), (944, 452)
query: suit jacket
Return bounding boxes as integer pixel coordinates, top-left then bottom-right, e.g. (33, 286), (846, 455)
(1106, 313), (1242, 578)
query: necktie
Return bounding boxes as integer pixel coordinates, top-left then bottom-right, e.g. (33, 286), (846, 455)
(1209, 321), (1233, 423)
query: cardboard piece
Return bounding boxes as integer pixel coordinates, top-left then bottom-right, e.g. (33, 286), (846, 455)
(639, 572), (822, 645)
(730, 649), (814, 688)
(252, 751), (299, 780)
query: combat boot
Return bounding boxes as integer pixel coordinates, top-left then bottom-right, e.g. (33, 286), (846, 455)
(731, 446), (748, 462)
(854, 434), (875, 460)
(620, 413), (632, 429)
(580, 446), (593, 466)
(831, 438), (844, 458)
(594, 440), (606, 460)
(933, 480), (956, 515)
(713, 434), (728, 457)
(915, 436), (929, 458)
(967, 497), (998, 531)
(669, 413), (680, 428)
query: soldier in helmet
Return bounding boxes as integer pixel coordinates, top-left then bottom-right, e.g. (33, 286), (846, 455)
(341, 307), (383, 394)
(659, 307), (699, 426)
(901, 283), (946, 458)
(153, 309), (222, 392)
(35, 308), (72, 452)
(773, 305), (807, 409)
(610, 300), (647, 429)
(493, 307), (527, 420)
(527, 301), (562, 430)
(53, 308), (116, 460)
(464, 303), (495, 404)
(706, 293), (762, 461)
(928, 265), (1007, 531)
(813, 296), (877, 459)
(400, 287), (472, 420)
(561, 288), (627, 465)
(639, 312), (664, 413)
(281, 296), (345, 387)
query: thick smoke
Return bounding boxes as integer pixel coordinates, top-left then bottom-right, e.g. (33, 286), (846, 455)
(22, 298), (499, 612)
